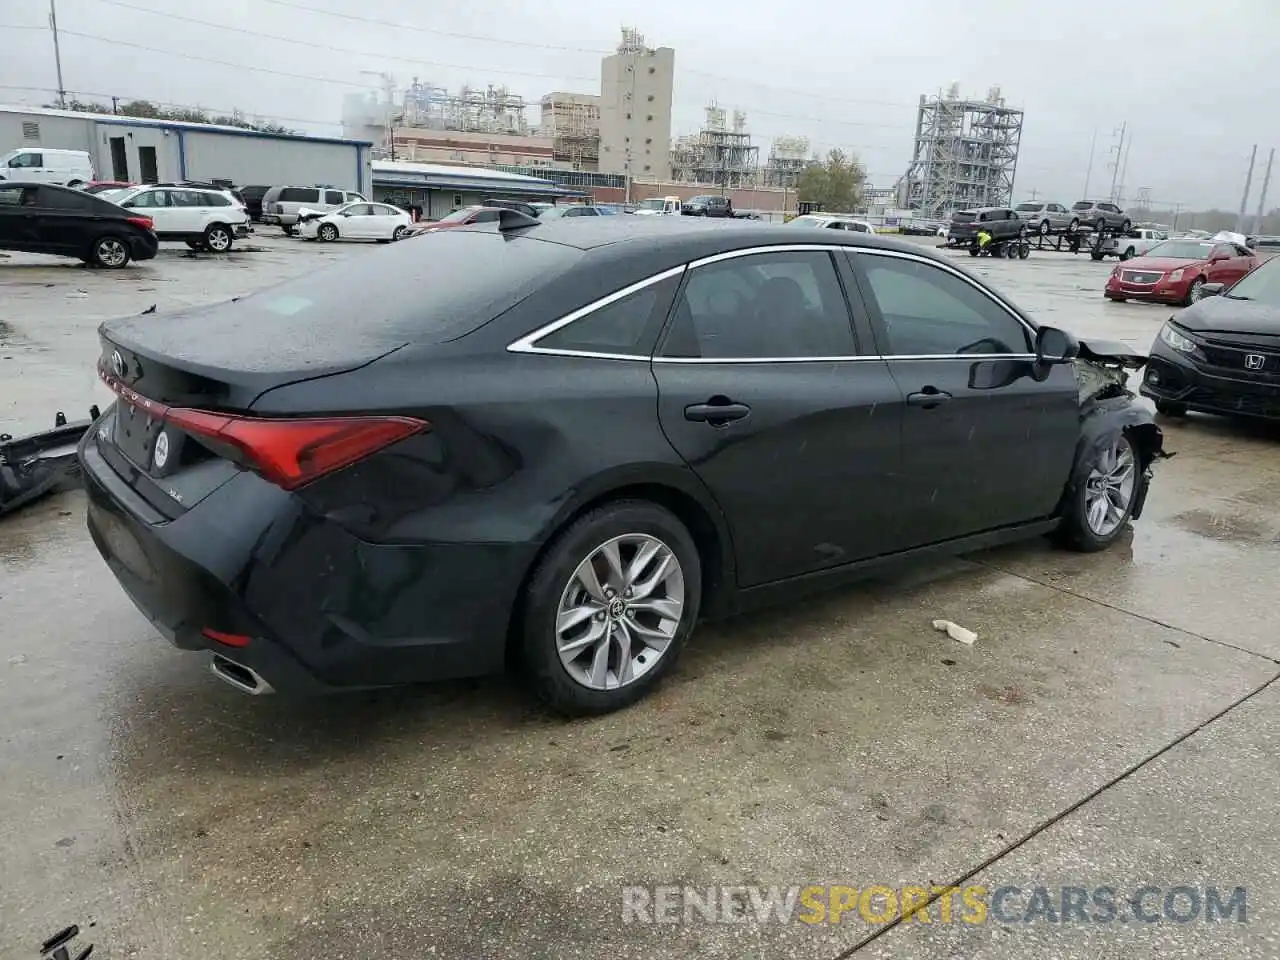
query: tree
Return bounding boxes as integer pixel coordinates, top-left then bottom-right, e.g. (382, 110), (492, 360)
(796, 148), (866, 213)
(45, 97), (297, 135)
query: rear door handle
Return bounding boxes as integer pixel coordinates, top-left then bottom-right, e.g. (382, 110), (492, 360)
(684, 401), (751, 424)
(906, 388), (953, 408)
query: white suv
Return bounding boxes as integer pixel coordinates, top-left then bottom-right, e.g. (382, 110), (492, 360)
(113, 184), (250, 251)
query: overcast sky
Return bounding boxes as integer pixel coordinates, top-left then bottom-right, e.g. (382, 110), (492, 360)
(2, 0), (1275, 209)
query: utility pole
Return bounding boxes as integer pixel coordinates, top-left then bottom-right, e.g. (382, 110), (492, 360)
(48, 0), (66, 108)
(1082, 127), (1098, 199)
(1117, 134), (1132, 206)
(1108, 122), (1126, 204)
(1028, 187), (1039, 201)
(1252, 147), (1274, 236)
(1236, 144), (1257, 233)
(1172, 201), (1184, 232)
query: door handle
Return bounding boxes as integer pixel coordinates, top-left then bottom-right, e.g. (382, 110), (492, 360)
(684, 400), (751, 424)
(906, 388), (953, 408)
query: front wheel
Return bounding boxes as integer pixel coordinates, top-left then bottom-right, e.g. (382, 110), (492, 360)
(90, 235), (130, 268)
(1185, 277), (1205, 305)
(519, 500), (702, 716)
(1060, 434), (1140, 552)
(203, 224), (233, 252)
(1155, 400), (1188, 417)
(318, 223), (339, 242)
(1068, 218), (1080, 232)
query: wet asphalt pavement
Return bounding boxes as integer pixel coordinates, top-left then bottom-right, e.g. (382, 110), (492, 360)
(2, 233), (1279, 959)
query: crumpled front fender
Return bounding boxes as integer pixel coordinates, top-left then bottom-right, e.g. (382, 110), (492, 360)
(1063, 397), (1171, 521)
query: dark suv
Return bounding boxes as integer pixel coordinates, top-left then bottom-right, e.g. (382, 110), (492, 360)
(948, 207), (1028, 244)
(682, 195), (734, 217)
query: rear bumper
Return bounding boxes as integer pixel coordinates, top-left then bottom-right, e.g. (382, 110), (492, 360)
(78, 428), (534, 694)
(1139, 346), (1280, 420)
(129, 232), (160, 261)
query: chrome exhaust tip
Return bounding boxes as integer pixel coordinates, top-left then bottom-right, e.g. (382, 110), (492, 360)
(210, 654), (275, 695)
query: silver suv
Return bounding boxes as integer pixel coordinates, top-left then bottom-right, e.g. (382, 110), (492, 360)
(1013, 201), (1076, 235)
(262, 185), (367, 234)
(1070, 200), (1130, 233)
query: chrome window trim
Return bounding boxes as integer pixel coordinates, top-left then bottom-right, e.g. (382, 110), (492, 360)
(506, 265), (687, 359)
(507, 243), (1039, 364)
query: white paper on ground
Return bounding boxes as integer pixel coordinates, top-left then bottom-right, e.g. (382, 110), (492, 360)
(932, 619), (978, 646)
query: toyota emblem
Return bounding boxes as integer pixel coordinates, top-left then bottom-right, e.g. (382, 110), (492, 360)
(110, 349), (126, 378)
(1244, 353), (1265, 371)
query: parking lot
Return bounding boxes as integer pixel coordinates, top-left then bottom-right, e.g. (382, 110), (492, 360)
(3, 233), (1279, 959)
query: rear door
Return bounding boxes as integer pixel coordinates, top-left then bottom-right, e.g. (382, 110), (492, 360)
(652, 246), (907, 586)
(848, 249), (1079, 546)
(124, 188), (174, 235)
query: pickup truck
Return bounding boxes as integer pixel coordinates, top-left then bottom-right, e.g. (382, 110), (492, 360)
(1114, 228), (1168, 260)
(948, 207), (1028, 245)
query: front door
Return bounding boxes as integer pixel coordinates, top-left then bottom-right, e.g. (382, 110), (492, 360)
(849, 250), (1079, 546)
(652, 247), (907, 587)
(1207, 243), (1256, 286)
(0, 183), (39, 247)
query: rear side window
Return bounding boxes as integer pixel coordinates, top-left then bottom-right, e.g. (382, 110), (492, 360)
(661, 251), (856, 360)
(471, 209), (501, 223)
(279, 187), (318, 203)
(536, 276), (678, 356)
(203, 192), (232, 206)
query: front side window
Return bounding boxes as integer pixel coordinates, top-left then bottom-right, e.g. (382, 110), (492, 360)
(661, 251), (856, 360)
(856, 254), (1031, 356)
(8, 152), (41, 168)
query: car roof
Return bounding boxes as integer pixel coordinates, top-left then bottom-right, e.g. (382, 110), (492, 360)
(451, 215), (933, 259)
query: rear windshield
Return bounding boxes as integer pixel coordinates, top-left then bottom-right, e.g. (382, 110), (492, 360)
(952, 212), (977, 222)
(241, 231), (583, 342)
(279, 187), (319, 203)
(1072, 201), (1093, 210)
(1015, 203), (1043, 212)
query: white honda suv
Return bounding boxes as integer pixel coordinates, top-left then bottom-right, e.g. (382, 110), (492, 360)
(113, 184), (250, 252)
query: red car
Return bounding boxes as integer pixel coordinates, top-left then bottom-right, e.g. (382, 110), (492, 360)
(1105, 237), (1259, 305)
(405, 205), (504, 236)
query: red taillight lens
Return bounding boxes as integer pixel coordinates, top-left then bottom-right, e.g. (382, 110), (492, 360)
(163, 408), (428, 490)
(126, 215), (154, 230)
(202, 627), (250, 648)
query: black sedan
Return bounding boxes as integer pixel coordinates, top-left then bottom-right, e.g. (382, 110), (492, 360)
(79, 218), (1165, 714)
(0, 181), (158, 268)
(1140, 254), (1280, 420)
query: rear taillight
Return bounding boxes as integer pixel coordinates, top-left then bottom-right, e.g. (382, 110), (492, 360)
(126, 215), (153, 230)
(164, 409), (427, 490)
(97, 360), (427, 490)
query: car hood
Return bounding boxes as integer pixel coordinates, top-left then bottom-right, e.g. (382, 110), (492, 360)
(1123, 256), (1206, 271)
(1077, 337), (1148, 369)
(1175, 294), (1280, 336)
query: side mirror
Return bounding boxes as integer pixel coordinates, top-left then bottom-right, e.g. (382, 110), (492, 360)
(1199, 282), (1226, 298)
(1210, 252), (1230, 262)
(1035, 325), (1079, 365)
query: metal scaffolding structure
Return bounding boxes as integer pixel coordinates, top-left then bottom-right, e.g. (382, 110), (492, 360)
(762, 135), (810, 188)
(901, 84), (1023, 219)
(402, 77), (449, 129)
(540, 93), (600, 170)
(669, 104), (760, 187)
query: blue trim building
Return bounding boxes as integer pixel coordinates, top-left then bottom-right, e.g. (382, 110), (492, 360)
(371, 160), (588, 218)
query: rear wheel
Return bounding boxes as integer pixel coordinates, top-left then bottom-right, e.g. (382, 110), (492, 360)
(1038, 219), (1050, 236)
(90, 235), (130, 268)
(1121, 219), (1132, 233)
(1095, 217), (1107, 232)
(203, 224), (233, 253)
(1155, 400), (1188, 417)
(1120, 246), (1135, 260)
(1060, 434), (1139, 552)
(318, 223), (339, 242)
(520, 500), (701, 716)
(1068, 217), (1080, 232)
(392, 225), (407, 241)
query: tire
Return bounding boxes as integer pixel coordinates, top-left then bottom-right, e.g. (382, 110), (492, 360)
(1038, 219), (1050, 236)
(1121, 246), (1135, 260)
(318, 223), (339, 242)
(1090, 251), (1104, 261)
(1184, 277), (1205, 305)
(1105, 295), (1126, 302)
(519, 500), (702, 716)
(392, 225), (407, 241)
(283, 225), (296, 237)
(1059, 434), (1140, 552)
(90, 235), (130, 269)
(968, 247), (980, 257)
(1018, 225), (1029, 240)
(1068, 218), (1079, 232)
(1017, 242), (1030, 260)
(1155, 400), (1188, 417)
(67, 179), (83, 189)
(1121, 219), (1131, 233)
(1095, 217), (1107, 232)
(203, 224), (233, 253)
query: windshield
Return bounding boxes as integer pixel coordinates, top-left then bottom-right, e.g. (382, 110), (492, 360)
(439, 207), (482, 224)
(1143, 240), (1215, 260)
(1015, 203), (1043, 212)
(1222, 256), (1280, 303)
(637, 199), (666, 211)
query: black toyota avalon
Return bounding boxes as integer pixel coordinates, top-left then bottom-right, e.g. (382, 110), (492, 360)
(1141, 252), (1280, 420)
(80, 216), (1165, 715)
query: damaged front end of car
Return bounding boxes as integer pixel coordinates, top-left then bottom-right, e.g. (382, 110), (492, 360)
(1069, 338), (1172, 521)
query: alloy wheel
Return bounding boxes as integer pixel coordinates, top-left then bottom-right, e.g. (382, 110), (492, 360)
(97, 238), (127, 267)
(207, 228), (231, 252)
(1188, 279), (1205, 303)
(555, 533), (685, 690)
(1084, 438), (1137, 537)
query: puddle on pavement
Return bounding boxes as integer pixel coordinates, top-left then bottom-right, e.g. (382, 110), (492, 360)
(1171, 507), (1277, 545)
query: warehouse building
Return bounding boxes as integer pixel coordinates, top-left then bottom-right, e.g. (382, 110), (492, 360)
(371, 159), (586, 218)
(0, 105), (373, 193)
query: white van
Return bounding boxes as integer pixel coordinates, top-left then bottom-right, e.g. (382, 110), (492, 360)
(0, 147), (94, 186)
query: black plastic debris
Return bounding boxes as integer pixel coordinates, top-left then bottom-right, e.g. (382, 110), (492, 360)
(40, 924), (93, 960)
(0, 406), (99, 518)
